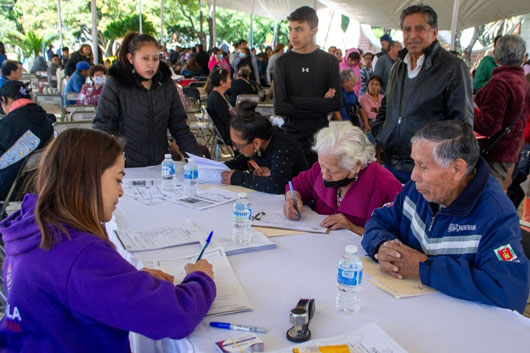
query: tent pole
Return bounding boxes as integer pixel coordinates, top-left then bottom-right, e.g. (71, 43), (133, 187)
(450, 0), (459, 50)
(313, 0), (317, 10)
(57, 0), (63, 51)
(212, 0), (217, 46)
(91, 0), (98, 64)
(273, 20), (278, 47)
(160, 0), (164, 44)
(249, 0), (255, 48)
(138, 0), (143, 34)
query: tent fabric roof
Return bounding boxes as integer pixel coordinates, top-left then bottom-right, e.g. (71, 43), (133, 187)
(206, 0), (530, 30)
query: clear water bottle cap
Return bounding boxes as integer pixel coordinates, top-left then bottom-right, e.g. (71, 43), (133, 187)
(164, 154), (171, 159)
(345, 245), (357, 254)
(238, 192), (248, 199)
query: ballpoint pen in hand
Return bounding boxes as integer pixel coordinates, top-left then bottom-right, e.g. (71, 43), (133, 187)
(288, 181), (301, 220)
(195, 231), (213, 263)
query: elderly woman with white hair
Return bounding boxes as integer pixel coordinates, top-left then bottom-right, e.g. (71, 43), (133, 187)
(283, 122), (402, 234)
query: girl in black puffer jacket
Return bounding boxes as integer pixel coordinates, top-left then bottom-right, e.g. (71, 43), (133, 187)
(94, 32), (200, 167)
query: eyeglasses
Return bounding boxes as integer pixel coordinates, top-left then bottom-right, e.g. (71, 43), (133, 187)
(232, 140), (252, 153)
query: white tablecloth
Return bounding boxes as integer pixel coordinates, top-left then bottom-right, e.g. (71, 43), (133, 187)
(108, 166), (530, 353)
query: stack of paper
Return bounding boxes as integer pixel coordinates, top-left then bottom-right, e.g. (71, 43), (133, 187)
(187, 153), (231, 184)
(361, 257), (437, 298)
(251, 208), (329, 234)
(157, 247), (252, 316)
(168, 187), (238, 210)
(268, 322), (409, 353)
(199, 227), (277, 256)
(114, 222), (201, 251)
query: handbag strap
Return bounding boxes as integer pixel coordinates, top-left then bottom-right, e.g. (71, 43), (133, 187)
(482, 85), (530, 156)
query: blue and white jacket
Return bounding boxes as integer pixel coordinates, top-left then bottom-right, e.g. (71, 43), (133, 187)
(362, 158), (530, 313)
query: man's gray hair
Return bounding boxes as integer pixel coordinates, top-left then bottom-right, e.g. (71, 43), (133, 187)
(339, 69), (355, 84)
(411, 120), (479, 175)
(494, 35), (526, 66)
(313, 122), (376, 170)
(400, 4), (438, 29)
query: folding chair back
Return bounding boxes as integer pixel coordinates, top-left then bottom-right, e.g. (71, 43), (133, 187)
(188, 81), (205, 89)
(53, 121), (93, 135)
(70, 111), (96, 121)
(236, 94), (260, 107)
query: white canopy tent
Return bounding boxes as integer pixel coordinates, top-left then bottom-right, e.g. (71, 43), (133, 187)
(204, 0), (530, 49)
(205, 0), (530, 30)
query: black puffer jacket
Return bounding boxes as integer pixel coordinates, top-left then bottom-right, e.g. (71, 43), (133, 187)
(372, 40), (473, 172)
(93, 61), (200, 167)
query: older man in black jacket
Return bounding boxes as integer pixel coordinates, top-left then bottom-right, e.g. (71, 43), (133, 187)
(372, 4), (473, 184)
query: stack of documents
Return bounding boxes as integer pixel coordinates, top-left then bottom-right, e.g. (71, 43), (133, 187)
(361, 257), (437, 298)
(114, 221), (202, 251)
(187, 153), (231, 184)
(251, 208), (329, 234)
(199, 227), (277, 256)
(157, 247), (252, 316)
(269, 322), (409, 353)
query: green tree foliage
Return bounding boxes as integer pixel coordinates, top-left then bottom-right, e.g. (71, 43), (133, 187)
(6, 30), (57, 59)
(104, 14), (156, 41)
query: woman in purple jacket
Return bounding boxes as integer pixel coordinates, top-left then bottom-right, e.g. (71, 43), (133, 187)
(0, 129), (216, 352)
(283, 122), (402, 235)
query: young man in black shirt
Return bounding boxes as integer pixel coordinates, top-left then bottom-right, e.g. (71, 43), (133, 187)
(273, 6), (341, 165)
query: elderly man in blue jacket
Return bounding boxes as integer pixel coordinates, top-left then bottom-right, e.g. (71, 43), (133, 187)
(362, 120), (530, 313)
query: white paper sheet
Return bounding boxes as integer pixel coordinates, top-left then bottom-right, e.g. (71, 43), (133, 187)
(251, 207), (329, 233)
(269, 322), (408, 353)
(114, 222), (202, 251)
(156, 247), (252, 316)
(186, 153), (230, 184)
(196, 223), (277, 256)
(168, 187), (238, 210)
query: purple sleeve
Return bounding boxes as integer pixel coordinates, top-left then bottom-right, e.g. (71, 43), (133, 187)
(289, 162), (320, 204)
(66, 243), (216, 340)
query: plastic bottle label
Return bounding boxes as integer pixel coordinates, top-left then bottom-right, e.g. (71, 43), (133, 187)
(162, 162), (175, 176)
(337, 268), (362, 286)
(233, 207), (252, 222)
(184, 169), (198, 180)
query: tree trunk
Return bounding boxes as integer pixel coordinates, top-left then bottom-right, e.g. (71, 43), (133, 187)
(463, 25), (481, 67)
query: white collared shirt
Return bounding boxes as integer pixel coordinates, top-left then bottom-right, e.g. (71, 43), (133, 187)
(403, 52), (425, 79)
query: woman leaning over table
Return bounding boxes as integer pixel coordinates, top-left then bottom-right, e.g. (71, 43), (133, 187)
(0, 129), (216, 352)
(221, 100), (308, 194)
(283, 122), (402, 234)
(94, 32), (201, 168)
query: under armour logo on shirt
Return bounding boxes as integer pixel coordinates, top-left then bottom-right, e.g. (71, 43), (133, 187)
(301, 67), (309, 73)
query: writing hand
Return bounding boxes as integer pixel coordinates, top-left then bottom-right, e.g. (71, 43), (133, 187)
(185, 259), (214, 280)
(221, 170), (234, 184)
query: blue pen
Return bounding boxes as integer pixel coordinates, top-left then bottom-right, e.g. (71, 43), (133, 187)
(288, 181), (301, 220)
(209, 321), (267, 334)
(195, 231), (213, 262)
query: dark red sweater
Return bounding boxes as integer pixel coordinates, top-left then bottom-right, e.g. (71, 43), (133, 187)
(474, 66), (530, 162)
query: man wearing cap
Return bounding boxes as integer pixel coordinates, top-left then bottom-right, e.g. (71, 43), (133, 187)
(0, 80), (54, 204)
(63, 61), (90, 105)
(371, 4), (473, 184)
(371, 34), (392, 71)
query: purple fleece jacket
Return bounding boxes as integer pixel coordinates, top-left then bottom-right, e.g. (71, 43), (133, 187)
(0, 194), (216, 352)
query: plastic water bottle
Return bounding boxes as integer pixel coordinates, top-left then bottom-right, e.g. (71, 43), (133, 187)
(232, 193), (252, 244)
(336, 244), (363, 314)
(161, 154), (175, 180)
(183, 158), (199, 196)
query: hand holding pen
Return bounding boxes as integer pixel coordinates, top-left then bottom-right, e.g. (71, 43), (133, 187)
(185, 231), (215, 280)
(284, 181), (303, 221)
